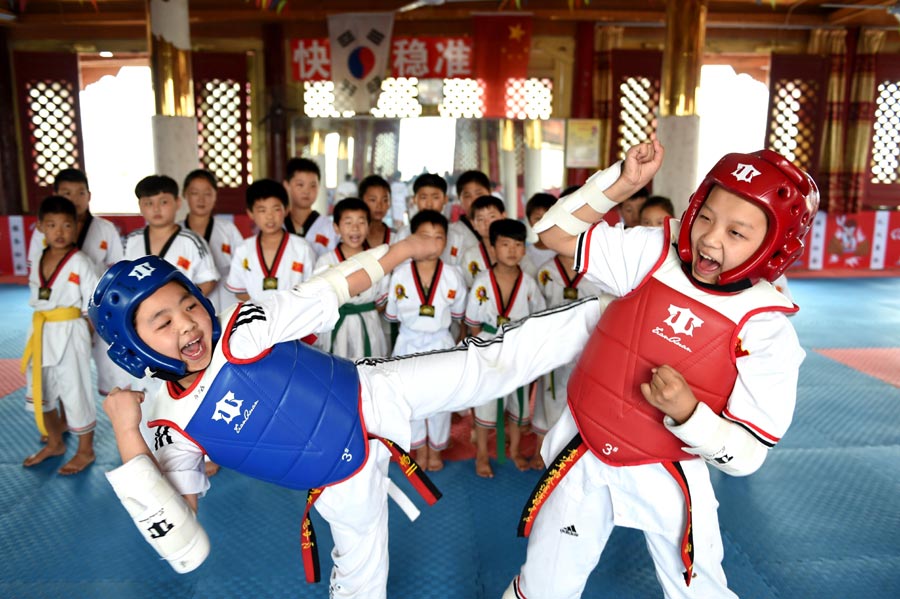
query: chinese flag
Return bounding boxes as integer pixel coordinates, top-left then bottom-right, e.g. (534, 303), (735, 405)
(472, 14), (533, 118)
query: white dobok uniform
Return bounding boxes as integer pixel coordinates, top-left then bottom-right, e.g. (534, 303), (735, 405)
(384, 260), (467, 450)
(183, 216), (246, 314)
(225, 232), (316, 303)
(24, 249), (99, 434)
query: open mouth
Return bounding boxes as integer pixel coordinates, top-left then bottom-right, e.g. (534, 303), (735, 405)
(181, 337), (205, 360)
(695, 252), (721, 277)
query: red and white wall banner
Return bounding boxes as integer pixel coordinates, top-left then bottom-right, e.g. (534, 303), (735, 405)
(291, 36), (473, 82)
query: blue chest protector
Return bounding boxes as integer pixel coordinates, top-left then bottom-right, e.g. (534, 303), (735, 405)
(181, 341), (368, 490)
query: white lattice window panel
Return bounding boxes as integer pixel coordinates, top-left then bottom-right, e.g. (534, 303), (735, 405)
(617, 76), (658, 160)
(505, 78), (553, 120)
(768, 79), (817, 170)
(370, 77), (422, 118)
(26, 80), (79, 185)
(439, 78), (484, 118)
(373, 132), (397, 182)
(197, 78), (244, 187)
(871, 80), (900, 185)
(303, 81), (355, 118)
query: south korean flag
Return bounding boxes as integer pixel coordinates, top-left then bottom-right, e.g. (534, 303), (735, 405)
(327, 12), (394, 114)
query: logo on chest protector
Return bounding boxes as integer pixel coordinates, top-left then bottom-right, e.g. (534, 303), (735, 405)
(651, 304), (704, 353)
(211, 390), (259, 434)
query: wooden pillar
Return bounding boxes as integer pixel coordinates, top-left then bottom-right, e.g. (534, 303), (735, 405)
(263, 23), (288, 180)
(147, 0), (199, 200)
(567, 21), (595, 187)
(656, 0), (706, 214)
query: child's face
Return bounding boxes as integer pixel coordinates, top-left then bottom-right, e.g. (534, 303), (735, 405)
(640, 205), (671, 228)
(458, 182), (491, 216)
(334, 209), (369, 249)
(247, 197), (287, 235)
(38, 213), (77, 250)
(284, 171), (320, 210)
(139, 192), (180, 228)
(690, 187), (768, 284)
(527, 207), (547, 228)
(473, 207), (504, 239)
(135, 281), (214, 375)
(362, 186), (390, 222)
(492, 235), (525, 268)
(619, 196), (646, 228)
(414, 186), (446, 213)
(184, 178), (217, 218)
(56, 181), (90, 216)
(413, 222), (447, 257)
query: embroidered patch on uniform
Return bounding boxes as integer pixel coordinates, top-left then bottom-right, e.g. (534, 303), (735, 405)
(475, 286), (489, 305)
(99, 240), (108, 250)
(447, 289), (456, 299)
(450, 246), (458, 257)
(177, 256), (191, 270)
(539, 270), (551, 286)
(222, 243), (231, 254)
(242, 257), (250, 270)
(292, 261), (304, 273)
(468, 261), (480, 276)
(395, 283), (407, 300)
(315, 234), (329, 246)
(735, 337), (750, 358)
(68, 272), (80, 284)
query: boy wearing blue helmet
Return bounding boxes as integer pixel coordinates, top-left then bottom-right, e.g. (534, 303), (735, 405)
(92, 234), (603, 598)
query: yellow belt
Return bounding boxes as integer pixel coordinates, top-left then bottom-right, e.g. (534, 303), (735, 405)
(21, 307), (83, 436)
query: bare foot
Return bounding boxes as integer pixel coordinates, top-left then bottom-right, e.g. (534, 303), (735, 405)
(427, 451), (444, 472)
(511, 454), (530, 472)
(528, 454), (545, 470)
(39, 435), (48, 444)
(475, 455), (494, 478)
(205, 460), (221, 477)
(23, 445), (66, 467)
(59, 452), (95, 475)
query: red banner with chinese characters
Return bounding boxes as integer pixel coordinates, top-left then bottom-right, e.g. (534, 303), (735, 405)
(291, 36), (473, 82)
(472, 14), (532, 117)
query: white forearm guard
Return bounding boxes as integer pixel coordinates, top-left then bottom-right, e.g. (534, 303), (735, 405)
(317, 243), (389, 304)
(105, 454), (210, 573)
(533, 160), (623, 235)
(666, 402), (769, 477)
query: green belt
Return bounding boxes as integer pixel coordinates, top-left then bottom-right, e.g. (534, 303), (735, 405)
(495, 385), (526, 464)
(482, 322), (498, 335)
(332, 301), (377, 357)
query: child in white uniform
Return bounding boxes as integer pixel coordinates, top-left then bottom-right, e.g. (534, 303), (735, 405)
(283, 157), (337, 256)
(384, 210), (467, 471)
(503, 140), (818, 599)
(465, 219), (546, 477)
(22, 196), (99, 474)
(315, 198), (390, 360)
(226, 179), (317, 302)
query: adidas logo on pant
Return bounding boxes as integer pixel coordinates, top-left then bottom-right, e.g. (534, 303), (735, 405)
(560, 524), (578, 537)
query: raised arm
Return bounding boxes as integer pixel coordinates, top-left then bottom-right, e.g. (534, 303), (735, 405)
(537, 138), (664, 257)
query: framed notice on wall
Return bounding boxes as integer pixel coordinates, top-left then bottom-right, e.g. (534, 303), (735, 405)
(565, 119), (601, 169)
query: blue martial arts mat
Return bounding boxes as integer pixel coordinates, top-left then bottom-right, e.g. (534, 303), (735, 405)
(0, 278), (897, 598)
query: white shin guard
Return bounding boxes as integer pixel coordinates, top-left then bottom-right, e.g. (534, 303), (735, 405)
(105, 454), (210, 573)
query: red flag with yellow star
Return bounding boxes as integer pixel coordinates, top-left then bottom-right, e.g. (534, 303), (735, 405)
(472, 14), (533, 118)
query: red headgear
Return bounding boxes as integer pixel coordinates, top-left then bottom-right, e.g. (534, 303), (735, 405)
(677, 149), (819, 285)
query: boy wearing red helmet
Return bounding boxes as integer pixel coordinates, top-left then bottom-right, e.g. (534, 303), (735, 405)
(503, 138), (819, 599)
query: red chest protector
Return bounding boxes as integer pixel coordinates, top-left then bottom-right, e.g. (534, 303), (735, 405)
(567, 221), (796, 466)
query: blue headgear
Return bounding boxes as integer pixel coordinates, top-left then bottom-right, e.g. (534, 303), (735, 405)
(88, 256), (221, 380)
